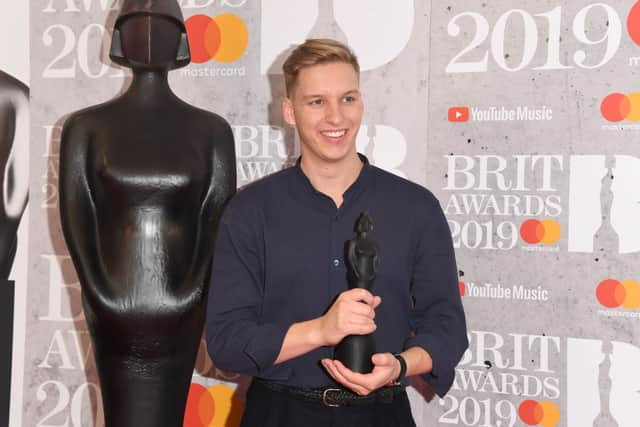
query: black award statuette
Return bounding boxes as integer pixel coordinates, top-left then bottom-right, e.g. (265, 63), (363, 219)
(0, 278), (14, 425)
(58, 0), (236, 425)
(334, 212), (379, 373)
(0, 69), (29, 426)
(0, 70), (28, 280)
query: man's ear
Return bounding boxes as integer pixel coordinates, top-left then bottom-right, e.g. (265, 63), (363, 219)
(282, 97), (296, 126)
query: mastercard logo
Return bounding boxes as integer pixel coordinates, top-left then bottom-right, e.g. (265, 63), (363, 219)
(596, 278), (640, 309)
(185, 14), (249, 64)
(459, 281), (466, 297)
(629, 2), (640, 45)
(519, 400), (560, 427)
(600, 93), (640, 122)
(519, 219), (561, 245)
(183, 383), (243, 427)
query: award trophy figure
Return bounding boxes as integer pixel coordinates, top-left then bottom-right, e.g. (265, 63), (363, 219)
(334, 212), (379, 373)
(0, 69), (28, 427)
(58, 0), (236, 425)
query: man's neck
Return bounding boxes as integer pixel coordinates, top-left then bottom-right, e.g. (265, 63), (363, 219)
(300, 154), (364, 208)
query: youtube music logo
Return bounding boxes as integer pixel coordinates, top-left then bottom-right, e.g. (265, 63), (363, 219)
(447, 105), (553, 122)
(448, 106), (469, 122)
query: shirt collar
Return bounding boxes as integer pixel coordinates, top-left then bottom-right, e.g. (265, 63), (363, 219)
(292, 153), (373, 212)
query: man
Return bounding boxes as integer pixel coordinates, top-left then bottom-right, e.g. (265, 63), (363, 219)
(206, 39), (467, 426)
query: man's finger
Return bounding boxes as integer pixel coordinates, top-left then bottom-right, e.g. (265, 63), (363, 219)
(332, 360), (371, 387)
(372, 296), (382, 309)
(347, 302), (376, 319)
(321, 359), (369, 395)
(344, 288), (375, 305)
(347, 323), (376, 337)
(347, 316), (376, 328)
(371, 352), (396, 367)
(333, 359), (396, 392)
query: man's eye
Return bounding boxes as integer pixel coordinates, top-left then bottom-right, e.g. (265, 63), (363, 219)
(309, 99), (323, 105)
(343, 96), (356, 103)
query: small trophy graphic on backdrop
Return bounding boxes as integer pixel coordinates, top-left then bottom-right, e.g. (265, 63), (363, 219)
(334, 211), (379, 373)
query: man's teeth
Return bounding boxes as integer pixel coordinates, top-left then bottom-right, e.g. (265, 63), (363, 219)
(322, 130), (346, 137)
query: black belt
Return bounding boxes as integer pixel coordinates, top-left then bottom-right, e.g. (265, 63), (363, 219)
(254, 378), (405, 407)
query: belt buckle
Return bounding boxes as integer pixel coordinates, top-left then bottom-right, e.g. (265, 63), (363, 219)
(322, 388), (342, 407)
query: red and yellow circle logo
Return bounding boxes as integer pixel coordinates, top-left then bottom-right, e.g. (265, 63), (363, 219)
(519, 400), (560, 427)
(519, 219), (561, 245)
(601, 92), (640, 122)
(185, 14), (249, 64)
(596, 278), (640, 309)
(183, 383), (243, 427)
(629, 2), (640, 45)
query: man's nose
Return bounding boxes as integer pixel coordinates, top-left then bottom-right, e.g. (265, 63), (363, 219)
(324, 100), (344, 125)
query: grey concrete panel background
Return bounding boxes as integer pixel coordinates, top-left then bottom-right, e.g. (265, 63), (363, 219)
(15, 0), (640, 426)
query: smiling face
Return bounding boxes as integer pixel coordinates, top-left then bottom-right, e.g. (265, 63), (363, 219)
(283, 61), (363, 169)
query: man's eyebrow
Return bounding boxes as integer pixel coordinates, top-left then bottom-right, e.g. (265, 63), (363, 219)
(300, 94), (324, 100)
(300, 89), (360, 100)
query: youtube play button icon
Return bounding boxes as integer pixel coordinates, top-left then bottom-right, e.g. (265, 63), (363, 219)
(448, 106), (469, 122)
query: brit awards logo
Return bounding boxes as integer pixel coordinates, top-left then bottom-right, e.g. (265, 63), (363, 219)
(600, 93), (640, 123)
(443, 333), (640, 427)
(567, 339), (640, 426)
(443, 154), (564, 252)
(630, 2), (640, 45)
(181, 5), (250, 78)
(567, 155), (640, 255)
(183, 383), (243, 427)
(600, 91), (640, 132)
(595, 278), (640, 319)
(260, 0), (414, 74)
(442, 330), (562, 426)
(232, 122), (410, 186)
(185, 14), (249, 64)
(519, 219), (561, 246)
(518, 400), (560, 427)
(445, 2), (640, 73)
(355, 125), (407, 178)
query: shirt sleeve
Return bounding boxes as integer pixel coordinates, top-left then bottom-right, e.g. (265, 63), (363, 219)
(403, 196), (468, 397)
(205, 200), (291, 378)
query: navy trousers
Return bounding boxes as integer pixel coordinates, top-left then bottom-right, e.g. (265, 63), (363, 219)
(240, 380), (418, 427)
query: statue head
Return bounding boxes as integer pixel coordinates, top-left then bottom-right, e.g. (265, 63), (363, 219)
(109, 0), (190, 70)
(356, 211), (373, 234)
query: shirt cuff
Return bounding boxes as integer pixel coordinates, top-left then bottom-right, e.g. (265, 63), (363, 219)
(243, 322), (290, 375)
(404, 334), (454, 398)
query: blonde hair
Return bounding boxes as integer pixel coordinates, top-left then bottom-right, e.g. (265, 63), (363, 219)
(282, 38), (360, 96)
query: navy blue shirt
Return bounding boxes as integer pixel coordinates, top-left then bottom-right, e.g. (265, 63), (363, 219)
(205, 156), (467, 397)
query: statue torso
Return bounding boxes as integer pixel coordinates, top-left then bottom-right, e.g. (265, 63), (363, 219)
(77, 101), (223, 304)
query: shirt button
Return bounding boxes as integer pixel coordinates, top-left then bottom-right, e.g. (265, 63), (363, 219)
(332, 259), (340, 267)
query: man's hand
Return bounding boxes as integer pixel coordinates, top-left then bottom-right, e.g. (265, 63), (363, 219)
(317, 288), (381, 346)
(273, 289), (381, 365)
(321, 353), (401, 396)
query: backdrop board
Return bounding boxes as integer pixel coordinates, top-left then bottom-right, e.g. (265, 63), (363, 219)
(18, 1), (640, 426)
(424, 1), (640, 426)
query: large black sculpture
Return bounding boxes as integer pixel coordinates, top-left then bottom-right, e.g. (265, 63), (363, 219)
(0, 69), (28, 427)
(334, 212), (379, 373)
(0, 70), (28, 279)
(58, 1), (236, 425)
